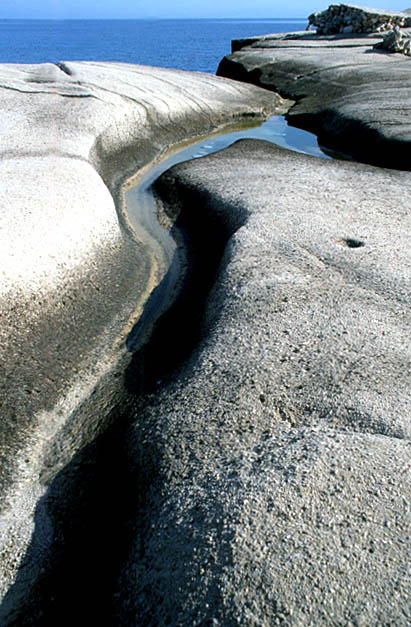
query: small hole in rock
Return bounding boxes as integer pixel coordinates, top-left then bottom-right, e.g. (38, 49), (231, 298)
(339, 238), (366, 249)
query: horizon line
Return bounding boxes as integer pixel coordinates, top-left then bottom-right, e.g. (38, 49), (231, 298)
(0, 16), (307, 21)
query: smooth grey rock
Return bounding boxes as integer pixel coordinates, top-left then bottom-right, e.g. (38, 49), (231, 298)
(231, 29), (383, 53)
(118, 140), (410, 625)
(218, 30), (411, 167)
(0, 62), (286, 617)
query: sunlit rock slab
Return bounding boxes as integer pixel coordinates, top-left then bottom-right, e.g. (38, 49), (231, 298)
(0, 61), (286, 612)
(121, 140), (411, 625)
(218, 30), (411, 168)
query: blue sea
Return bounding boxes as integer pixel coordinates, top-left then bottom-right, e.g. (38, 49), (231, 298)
(0, 18), (307, 73)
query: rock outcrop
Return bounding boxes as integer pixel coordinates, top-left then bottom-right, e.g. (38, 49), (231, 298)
(218, 29), (411, 168)
(1, 20), (410, 624)
(118, 139), (410, 626)
(308, 3), (411, 34)
(0, 62), (286, 622)
(375, 24), (411, 54)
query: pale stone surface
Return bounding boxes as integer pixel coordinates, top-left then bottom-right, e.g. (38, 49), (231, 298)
(0, 62), (285, 618)
(218, 29), (411, 167)
(119, 140), (410, 625)
(2, 50), (410, 624)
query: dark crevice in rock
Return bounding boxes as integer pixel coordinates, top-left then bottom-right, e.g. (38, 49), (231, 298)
(55, 62), (73, 77)
(286, 109), (411, 171)
(116, 174), (250, 625)
(0, 164), (247, 626)
(124, 172), (248, 395)
(0, 402), (138, 626)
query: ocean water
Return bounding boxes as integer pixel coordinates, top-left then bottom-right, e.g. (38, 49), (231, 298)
(0, 18), (307, 73)
(0, 17), (325, 161)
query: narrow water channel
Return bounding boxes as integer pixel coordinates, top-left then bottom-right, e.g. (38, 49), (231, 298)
(125, 114), (328, 351)
(0, 115), (328, 626)
(127, 114), (328, 244)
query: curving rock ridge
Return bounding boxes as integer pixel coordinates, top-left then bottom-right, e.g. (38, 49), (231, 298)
(0, 61), (286, 618)
(123, 139), (411, 626)
(218, 28), (411, 168)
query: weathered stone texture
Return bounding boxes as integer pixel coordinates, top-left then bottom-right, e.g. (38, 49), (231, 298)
(119, 140), (410, 625)
(0, 62), (285, 620)
(309, 3), (411, 34)
(218, 30), (411, 168)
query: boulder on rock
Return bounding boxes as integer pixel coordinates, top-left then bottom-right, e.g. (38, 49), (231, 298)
(374, 25), (411, 55)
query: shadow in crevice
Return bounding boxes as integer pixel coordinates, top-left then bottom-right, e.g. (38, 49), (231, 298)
(0, 402), (140, 626)
(363, 47), (397, 55)
(217, 54), (411, 172)
(287, 109), (411, 171)
(124, 170), (249, 396)
(0, 167), (248, 626)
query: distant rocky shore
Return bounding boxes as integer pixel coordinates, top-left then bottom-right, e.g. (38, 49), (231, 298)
(218, 6), (411, 168)
(0, 5), (410, 626)
(308, 3), (411, 34)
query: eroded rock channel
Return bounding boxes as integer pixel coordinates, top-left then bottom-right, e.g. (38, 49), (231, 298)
(0, 112), (325, 625)
(1, 26), (410, 625)
(0, 62), (288, 623)
(121, 145), (410, 626)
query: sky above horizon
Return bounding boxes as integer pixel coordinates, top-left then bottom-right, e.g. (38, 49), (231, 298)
(1, 1), (409, 20)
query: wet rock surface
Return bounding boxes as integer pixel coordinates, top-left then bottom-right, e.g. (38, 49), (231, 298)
(218, 28), (411, 168)
(0, 62), (285, 620)
(121, 140), (410, 625)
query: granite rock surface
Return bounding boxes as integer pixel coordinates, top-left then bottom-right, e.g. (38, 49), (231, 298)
(120, 139), (410, 625)
(0, 62), (285, 619)
(218, 29), (411, 167)
(1, 40), (410, 624)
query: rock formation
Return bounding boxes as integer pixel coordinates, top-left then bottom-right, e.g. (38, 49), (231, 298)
(375, 24), (411, 54)
(0, 10), (410, 625)
(218, 28), (411, 168)
(120, 139), (410, 626)
(0, 62), (285, 623)
(308, 3), (411, 34)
